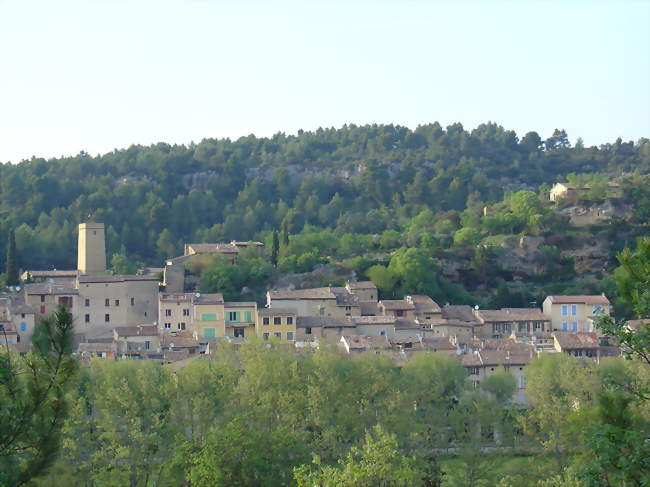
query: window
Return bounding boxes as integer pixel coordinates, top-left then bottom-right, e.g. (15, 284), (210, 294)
(40, 295), (45, 303)
(469, 367), (479, 375)
(305, 327), (312, 335)
(234, 327), (245, 338)
(345, 306), (351, 311)
(395, 310), (404, 317)
(165, 309), (172, 317)
(274, 332), (281, 338)
(571, 304), (577, 316)
(178, 322), (186, 330)
(21, 313), (25, 318)
(534, 321), (542, 331)
(518, 375), (525, 389)
(144, 341), (151, 350)
(263, 317), (270, 325)
(561, 304), (568, 316)
(105, 298), (110, 307)
(204, 327), (215, 338)
(130, 297), (135, 306)
(380, 330), (386, 336)
(244, 311), (252, 322)
(572, 322), (578, 332)
(85, 298), (90, 307)
(562, 321), (568, 331)
(104, 314), (110, 323)
(40, 305), (45, 314)
(228, 311), (238, 322)
(319, 307), (325, 316)
(273, 317), (281, 325)
(164, 323), (171, 329)
(182, 309), (190, 316)
(286, 332), (294, 341)
(286, 316), (293, 325)
(201, 313), (217, 321)
(593, 304), (603, 315)
(19, 321), (27, 331)
(263, 332), (269, 340)
(115, 299), (120, 307)
(370, 295), (374, 300)
(84, 314), (90, 323)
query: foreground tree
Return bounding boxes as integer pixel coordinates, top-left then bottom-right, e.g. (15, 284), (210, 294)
(0, 306), (78, 486)
(5, 229), (19, 286)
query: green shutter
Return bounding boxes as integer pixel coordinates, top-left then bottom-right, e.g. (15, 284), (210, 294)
(244, 311), (252, 323)
(204, 327), (216, 338)
(201, 313), (217, 321)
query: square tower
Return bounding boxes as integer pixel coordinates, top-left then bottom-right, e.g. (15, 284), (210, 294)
(78, 223), (106, 274)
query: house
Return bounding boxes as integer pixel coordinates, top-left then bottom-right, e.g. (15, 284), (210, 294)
(339, 335), (390, 354)
(267, 286), (360, 318)
(21, 223), (160, 338)
(295, 316), (355, 342)
(0, 323), (19, 347)
(113, 324), (160, 356)
(257, 308), (297, 342)
(160, 331), (200, 356)
(461, 349), (532, 404)
(183, 243), (240, 263)
(405, 295), (442, 322)
(419, 336), (457, 354)
(345, 281), (378, 302)
(0, 296), (36, 344)
(193, 293), (225, 340)
(224, 302), (257, 340)
(550, 183), (585, 202)
(378, 299), (416, 319)
(20, 269), (78, 283)
(474, 308), (551, 339)
(422, 319), (475, 339)
(542, 295), (611, 333)
(76, 341), (114, 359)
(159, 293), (194, 333)
(553, 332), (600, 361)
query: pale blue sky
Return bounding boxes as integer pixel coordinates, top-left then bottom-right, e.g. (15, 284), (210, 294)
(1, 0), (648, 163)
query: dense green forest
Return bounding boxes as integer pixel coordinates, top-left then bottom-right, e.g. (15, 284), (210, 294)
(1, 123), (649, 307)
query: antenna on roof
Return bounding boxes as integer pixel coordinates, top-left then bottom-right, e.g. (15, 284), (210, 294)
(474, 305), (479, 310)
(195, 292), (201, 298)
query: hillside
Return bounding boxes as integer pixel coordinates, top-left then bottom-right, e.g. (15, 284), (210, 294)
(1, 123), (649, 312)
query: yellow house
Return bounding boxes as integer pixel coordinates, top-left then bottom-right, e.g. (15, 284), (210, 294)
(257, 308), (297, 342)
(224, 302), (257, 340)
(542, 295), (611, 334)
(193, 293), (225, 339)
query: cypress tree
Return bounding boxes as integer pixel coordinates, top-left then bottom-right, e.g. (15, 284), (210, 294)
(281, 221), (289, 247)
(271, 230), (279, 267)
(5, 229), (19, 286)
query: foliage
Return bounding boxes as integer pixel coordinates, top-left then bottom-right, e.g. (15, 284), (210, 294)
(0, 306), (78, 486)
(5, 228), (18, 286)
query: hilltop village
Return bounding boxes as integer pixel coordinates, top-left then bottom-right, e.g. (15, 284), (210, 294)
(0, 218), (625, 406)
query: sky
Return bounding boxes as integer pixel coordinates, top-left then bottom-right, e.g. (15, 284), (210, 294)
(0, 0), (648, 163)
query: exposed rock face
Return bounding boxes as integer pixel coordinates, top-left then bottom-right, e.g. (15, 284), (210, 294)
(557, 199), (632, 226)
(271, 264), (355, 290)
(560, 238), (611, 274)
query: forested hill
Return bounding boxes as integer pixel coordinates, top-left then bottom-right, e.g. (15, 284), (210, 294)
(1, 122), (648, 271)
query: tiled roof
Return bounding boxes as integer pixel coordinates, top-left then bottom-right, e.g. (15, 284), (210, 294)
(77, 342), (113, 354)
(394, 318), (420, 329)
(347, 281), (377, 290)
(442, 305), (477, 322)
(461, 349), (532, 368)
(268, 287), (336, 300)
(546, 295), (610, 305)
(341, 335), (390, 350)
(78, 274), (158, 283)
(187, 243), (239, 254)
(24, 282), (78, 295)
(406, 295), (442, 314)
(380, 299), (416, 311)
(25, 270), (79, 278)
(553, 332), (599, 350)
(160, 293), (193, 302)
(350, 316), (397, 325)
(113, 324), (159, 337)
(420, 336), (456, 351)
(332, 287), (359, 306)
(161, 332), (199, 348)
(194, 293), (224, 305)
(477, 309), (550, 323)
(224, 301), (256, 308)
(231, 241), (264, 247)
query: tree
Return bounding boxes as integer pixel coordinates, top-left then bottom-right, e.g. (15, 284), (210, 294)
(5, 228), (19, 286)
(0, 306), (78, 486)
(482, 367), (516, 405)
(271, 230), (279, 267)
(294, 425), (422, 487)
(110, 252), (138, 275)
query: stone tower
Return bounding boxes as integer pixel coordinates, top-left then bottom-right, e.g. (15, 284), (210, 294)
(77, 222), (106, 274)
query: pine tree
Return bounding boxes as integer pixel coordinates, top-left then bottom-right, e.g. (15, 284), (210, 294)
(271, 230), (279, 267)
(281, 221), (289, 247)
(5, 229), (19, 286)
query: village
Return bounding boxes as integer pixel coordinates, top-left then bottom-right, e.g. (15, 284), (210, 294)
(0, 218), (630, 407)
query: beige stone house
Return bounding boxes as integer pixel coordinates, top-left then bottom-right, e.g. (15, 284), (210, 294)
(406, 295), (442, 322)
(339, 335), (391, 354)
(159, 293), (194, 333)
(474, 308), (551, 339)
(345, 281), (378, 302)
(542, 295), (611, 333)
(378, 300), (416, 319)
(113, 324), (161, 356)
(552, 332), (600, 360)
(267, 287), (360, 318)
